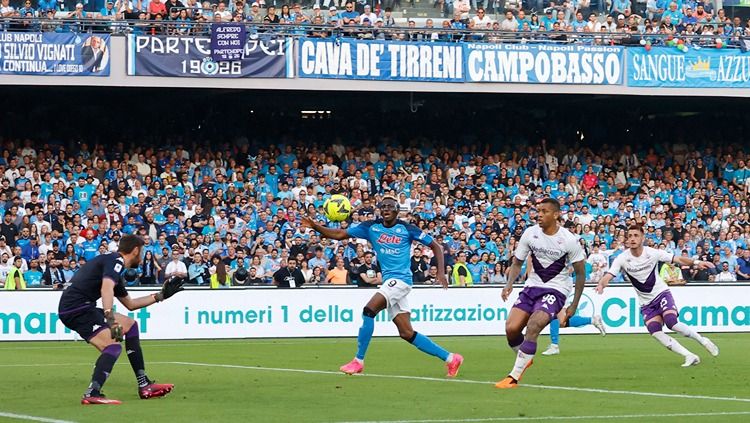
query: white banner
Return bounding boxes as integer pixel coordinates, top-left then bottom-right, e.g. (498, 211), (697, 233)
(1, 286), (749, 341)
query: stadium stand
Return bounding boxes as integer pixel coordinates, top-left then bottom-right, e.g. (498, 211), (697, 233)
(0, 90), (748, 290)
(0, 0), (746, 47)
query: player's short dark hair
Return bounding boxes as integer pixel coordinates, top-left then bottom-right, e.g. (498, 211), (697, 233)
(628, 225), (645, 234)
(119, 234), (145, 254)
(539, 198), (561, 211)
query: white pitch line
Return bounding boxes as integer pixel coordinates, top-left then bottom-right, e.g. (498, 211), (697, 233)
(0, 338), (422, 351)
(0, 411), (76, 423)
(333, 411), (750, 423)
(167, 361), (750, 404)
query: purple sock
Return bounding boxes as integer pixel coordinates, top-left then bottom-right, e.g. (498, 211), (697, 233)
(520, 340), (537, 355)
(508, 333), (524, 349)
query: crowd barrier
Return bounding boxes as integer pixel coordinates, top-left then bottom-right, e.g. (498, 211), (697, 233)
(1, 29), (750, 88)
(1, 285), (748, 341)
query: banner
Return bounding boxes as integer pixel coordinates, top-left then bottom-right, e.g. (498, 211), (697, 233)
(1, 286), (748, 341)
(211, 23), (247, 62)
(127, 34), (291, 78)
(0, 32), (110, 76)
(298, 38), (464, 82)
(628, 46), (750, 88)
(464, 43), (624, 84)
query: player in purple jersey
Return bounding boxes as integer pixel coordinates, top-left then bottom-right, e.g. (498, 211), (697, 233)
(496, 198), (587, 388)
(596, 225), (719, 367)
(58, 235), (186, 404)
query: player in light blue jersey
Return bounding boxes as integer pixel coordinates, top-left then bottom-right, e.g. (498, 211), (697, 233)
(301, 196), (464, 377)
(541, 310), (606, 356)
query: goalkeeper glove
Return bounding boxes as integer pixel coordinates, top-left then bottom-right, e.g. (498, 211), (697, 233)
(104, 309), (123, 342)
(154, 276), (186, 302)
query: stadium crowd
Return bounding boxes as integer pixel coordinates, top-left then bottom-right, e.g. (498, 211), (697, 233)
(0, 0), (746, 46)
(0, 130), (748, 291)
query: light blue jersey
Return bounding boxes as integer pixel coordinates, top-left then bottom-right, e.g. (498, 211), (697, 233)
(347, 219), (433, 286)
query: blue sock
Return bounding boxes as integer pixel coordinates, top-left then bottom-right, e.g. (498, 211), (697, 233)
(355, 314), (375, 360)
(569, 316), (592, 327)
(409, 332), (450, 361)
(549, 318), (560, 345)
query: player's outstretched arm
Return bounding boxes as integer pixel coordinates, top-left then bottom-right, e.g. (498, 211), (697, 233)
(561, 260), (586, 327)
(119, 277), (186, 311)
(429, 240), (448, 289)
(673, 256), (714, 270)
(501, 257), (524, 301)
(595, 272), (614, 294)
(300, 216), (350, 241)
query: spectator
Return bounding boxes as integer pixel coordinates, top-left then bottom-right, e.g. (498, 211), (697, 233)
(737, 249), (750, 281)
(273, 257), (305, 288)
(452, 251), (471, 286)
(5, 256), (26, 290)
(149, 0), (168, 17)
(715, 262), (737, 282)
(140, 250), (161, 285)
(209, 254), (231, 288)
(358, 251), (381, 287)
(325, 257), (349, 284)
(165, 250), (188, 279)
(309, 266), (324, 284)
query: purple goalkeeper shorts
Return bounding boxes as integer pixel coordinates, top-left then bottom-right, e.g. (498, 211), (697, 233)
(513, 286), (567, 319)
(640, 290), (679, 322)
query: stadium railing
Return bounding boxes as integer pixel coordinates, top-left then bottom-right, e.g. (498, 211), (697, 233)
(0, 16), (744, 49)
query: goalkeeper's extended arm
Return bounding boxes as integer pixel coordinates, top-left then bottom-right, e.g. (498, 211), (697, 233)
(118, 277), (187, 311)
(153, 276), (186, 303)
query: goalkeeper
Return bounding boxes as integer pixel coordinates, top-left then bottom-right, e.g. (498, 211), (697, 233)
(57, 234), (186, 405)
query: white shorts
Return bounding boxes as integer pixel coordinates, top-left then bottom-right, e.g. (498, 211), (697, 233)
(378, 278), (412, 321)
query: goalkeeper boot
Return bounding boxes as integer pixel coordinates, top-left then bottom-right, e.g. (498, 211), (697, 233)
(340, 358), (364, 375)
(139, 380), (175, 399)
(81, 391), (121, 405)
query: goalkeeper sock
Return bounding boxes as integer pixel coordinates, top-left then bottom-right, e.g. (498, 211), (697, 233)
(87, 344), (121, 395)
(125, 322), (148, 387)
(568, 316), (592, 327)
(408, 332), (450, 361)
(355, 314), (375, 361)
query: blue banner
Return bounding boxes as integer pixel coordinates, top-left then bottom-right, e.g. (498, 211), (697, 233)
(464, 43), (624, 84)
(128, 35), (291, 78)
(211, 23), (247, 62)
(0, 32), (110, 76)
(628, 46), (750, 88)
(298, 38), (463, 82)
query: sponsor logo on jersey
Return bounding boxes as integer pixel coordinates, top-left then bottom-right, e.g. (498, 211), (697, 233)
(377, 234), (403, 244)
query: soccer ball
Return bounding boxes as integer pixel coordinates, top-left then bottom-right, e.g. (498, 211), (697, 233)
(324, 194), (352, 222)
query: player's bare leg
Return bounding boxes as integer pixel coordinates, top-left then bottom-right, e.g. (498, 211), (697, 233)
(392, 313), (463, 377)
(114, 313), (174, 398)
(646, 315), (700, 367)
(341, 293), (387, 375)
(504, 307), (530, 354)
(497, 310), (549, 389)
(662, 311), (719, 357)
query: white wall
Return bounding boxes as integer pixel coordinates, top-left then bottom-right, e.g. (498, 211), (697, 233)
(1, 285), (748, 341)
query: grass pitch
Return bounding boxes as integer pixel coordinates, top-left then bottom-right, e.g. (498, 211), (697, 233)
(1, 334), (749, 422)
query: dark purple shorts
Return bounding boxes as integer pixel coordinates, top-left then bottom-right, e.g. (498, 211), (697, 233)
(640, 290), (679, 322)
(513, 286), (567, 319)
